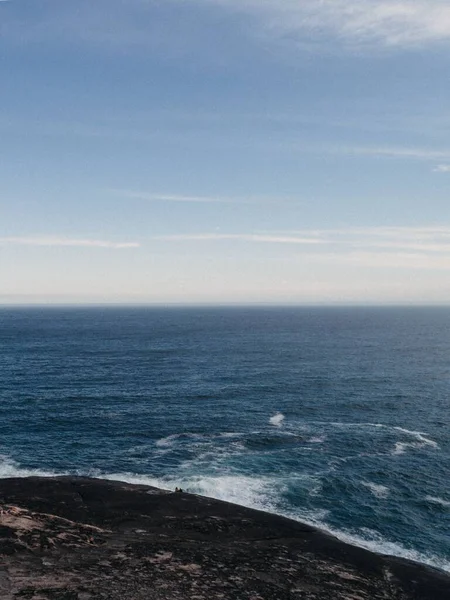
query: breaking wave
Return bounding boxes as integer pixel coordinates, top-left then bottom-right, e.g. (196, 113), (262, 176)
(269, 412), (285, 427)
(1, 450), (450, 574)
(361, 481), (390, 499)
(392, 427), (439, 455)
(425, 496), (450, 508)
(0, 454), (63, 479)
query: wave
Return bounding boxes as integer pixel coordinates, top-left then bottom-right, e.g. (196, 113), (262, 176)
(0, 454), (63, 479)
(269, 412), (285, 427)
(100, 471), (278, 514)
(155, 434), (180, 448)
(318, 422), (385, 429)
(308, 435), (326, 444)
(392, 427), (439, 455)
(131, 468), (448, 575)
(325, 527), (450, 575)
(361, 481), (390, 499)
(393, 427), (439, 447)
(300, 421), (439, 457)
(425, 496), (450, 508)
(1, 455), (449, 574)
(94, 470), (450, 573)
(153, 422), (438, 463)
(155, 431), (244, 448)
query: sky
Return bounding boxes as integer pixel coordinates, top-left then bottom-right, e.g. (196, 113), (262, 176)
(1, 0), (450, 305)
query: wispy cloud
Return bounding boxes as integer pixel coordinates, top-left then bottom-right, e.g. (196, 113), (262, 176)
(108, 189), (290, 205)
(5, 0), (450, 53)
(158, 233), (324, 244)
(205, 0), (450, 49)
(109, 189), (231, 204)
(312, 251), (450, 271)
(433, 164), (450, 172)
(0, 236), (140, 249)
(334, 145), (450, 161)
(157, 226), (450, 269)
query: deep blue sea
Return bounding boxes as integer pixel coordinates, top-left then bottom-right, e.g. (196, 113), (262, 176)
(1, 307), (449, 572)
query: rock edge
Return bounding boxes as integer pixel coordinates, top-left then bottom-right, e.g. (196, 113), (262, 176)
(0, 476), (448, 599)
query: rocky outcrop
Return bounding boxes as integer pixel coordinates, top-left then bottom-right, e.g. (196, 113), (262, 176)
(0, 476), (448, 599)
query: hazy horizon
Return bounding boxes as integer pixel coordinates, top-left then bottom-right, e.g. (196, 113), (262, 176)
(2, 1), (450, 304)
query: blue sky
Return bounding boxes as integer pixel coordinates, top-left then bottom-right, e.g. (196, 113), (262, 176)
(1, 0), (450, 304)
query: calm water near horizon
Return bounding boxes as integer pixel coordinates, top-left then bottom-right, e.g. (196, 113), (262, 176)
(1, 306), (449, 572)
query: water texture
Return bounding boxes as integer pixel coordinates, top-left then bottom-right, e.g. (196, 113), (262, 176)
(0, 306), (449, 571)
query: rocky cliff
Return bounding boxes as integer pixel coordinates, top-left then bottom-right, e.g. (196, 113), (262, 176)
(0, 476), (448, 599)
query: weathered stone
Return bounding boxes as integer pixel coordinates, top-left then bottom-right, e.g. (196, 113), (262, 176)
(0, 476), (448, 599)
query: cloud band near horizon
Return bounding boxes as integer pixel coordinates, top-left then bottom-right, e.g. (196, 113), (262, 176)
(0, 237), (140, 249)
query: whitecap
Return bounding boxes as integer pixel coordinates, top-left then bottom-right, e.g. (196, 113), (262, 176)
(155, 431), (244, 448)
(392, 427), (439, 455)
(425, 495), (450, 508)
(102, 471), (278, 512)
(324, 422), (385, 429)
(393, 442), (409, 455)
(0, 454), (63, 479)
(393, 427), (439, 448)
(287, 520), (450, 574)
(361, 481), (390, 499)
(155, 434), (180, 448)
(308, 435), (326, 444)
(269, 412), (285, 427)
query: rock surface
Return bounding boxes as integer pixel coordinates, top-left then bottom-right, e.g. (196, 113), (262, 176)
(0, 476), (448, 599)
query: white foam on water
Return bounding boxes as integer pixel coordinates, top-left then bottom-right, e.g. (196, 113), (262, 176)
(2, 454), (449, 575)
(393, 427), (439, 447)
(155, 433), (183, 448)
(425, 495), (450, 508)
(178, 449), (243, 472)
(0, 454), (62, 479)
(393, 442), (407, 455)
(312, 421), (440, 452)
(155, 431), (244, 448)
(180, 474), (278, 511)
(324, 422), (385, 429)
(100, 469), (450, 574)
(219, 432), (244, 439)
(101, 468), (450, 574)
(392, 427), (439, 455)
(291, 507), (330, 525)
(101, 471), (277, 513)
(306, 478), (323, 497)
(338, 528), (450, 574)
(269, 412), (285, 427)
(100, 471), (171, 490)
(308, 435), (326, 444)
(291, 519), (450, 574)
(361, 481), (390, 499)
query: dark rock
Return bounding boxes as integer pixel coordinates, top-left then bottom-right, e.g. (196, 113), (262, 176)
(0, 476), (448, 599)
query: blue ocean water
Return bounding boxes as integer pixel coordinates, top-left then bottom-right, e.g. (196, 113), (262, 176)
(0, 306), (449, 571)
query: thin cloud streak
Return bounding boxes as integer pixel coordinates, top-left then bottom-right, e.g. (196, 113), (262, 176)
(285, 226), (450, 242)
(108, 189), (287, 205)
(157, 233), (325, 245)
(283, 226), (450, 237)
(313, 251), (450, 271)
(3, 114), (448, 165)
(0, 237), (140, 249)
(156, 226), (450, 267)
(336, 145), (450, 161)
(109, 190), (232, 204)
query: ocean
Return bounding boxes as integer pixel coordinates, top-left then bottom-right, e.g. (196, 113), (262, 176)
(0, 306), (449, 572)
